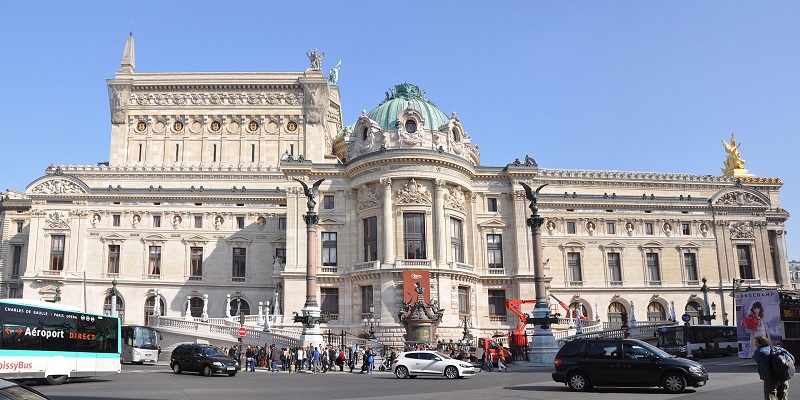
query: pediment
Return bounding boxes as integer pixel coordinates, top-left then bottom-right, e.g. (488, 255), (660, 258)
(26, 173), (89, 196)
(711, 184), (770, 208)
(560, 240), (586, 249)
(101, 233), (127, 243)
(185, 235), (210, 244)
(477, 218), (507, 229)
(270, 237), (286, 245)
(677, 241), (702, 249)
(641, 241), (664, 248)
(143, 234), (168, 243)
(226, 235), (252, 246)
(319, 218), (346, 226)
(602, 240), (627, 248)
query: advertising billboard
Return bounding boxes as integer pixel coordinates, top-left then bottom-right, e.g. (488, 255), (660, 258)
(402, 270), (430, 304)
(735, 289), (782, 358)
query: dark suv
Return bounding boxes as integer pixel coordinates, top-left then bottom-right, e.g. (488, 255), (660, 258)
(170, 344), (239, 377)
(552, 338), (708, 394)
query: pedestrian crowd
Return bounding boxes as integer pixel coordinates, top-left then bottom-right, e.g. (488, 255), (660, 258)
(217, 343), (398, 374)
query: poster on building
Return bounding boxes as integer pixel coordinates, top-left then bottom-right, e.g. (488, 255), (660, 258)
(735, 289), (782, 358)
(402, 270), (430, 304)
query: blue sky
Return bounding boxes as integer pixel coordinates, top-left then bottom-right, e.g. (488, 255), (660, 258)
(1, 1), (799, 259)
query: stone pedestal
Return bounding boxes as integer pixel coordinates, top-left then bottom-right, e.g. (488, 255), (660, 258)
(298, 306), (323, 346)
(527, 304), (558, 365)
(406, 319), (437, 346)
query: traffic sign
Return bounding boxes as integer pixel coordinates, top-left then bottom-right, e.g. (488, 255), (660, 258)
(681, 313), (691, 323)
(620, 324), (629, 333)
(238, 327), (247, 337)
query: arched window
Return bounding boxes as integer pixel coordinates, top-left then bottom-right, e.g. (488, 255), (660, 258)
(361, 127), (368, 141)
(144, 295), (165, 326)
(103, 295), (125, 323)
(405, 120), (417, 133)
(569, 302), (588, 319)
(607, 301), (625, 323)
(189, 297), (203, 318)
(685, 301), (702, 325)
(647, 302), (666, 321)
(452, 128), (461, 142)
(229, 298), (251, 316)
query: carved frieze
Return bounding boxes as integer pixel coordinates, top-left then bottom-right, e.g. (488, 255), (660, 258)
(108, 84), (130, 125)
(302, 83), (329, 125)
(30, 179), (86, 195)
(730, 221), (755, 239)
(395, 179), (432, 205)
(715, 191), (768, 207)
(357, 184), (381, 211)
(130, 92), (301, 107)
(45, 210), (71, 229)
(444, 186), (466, 212)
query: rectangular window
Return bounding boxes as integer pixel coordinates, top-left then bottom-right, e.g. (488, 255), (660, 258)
(322, 232), (338, 266)
(567, 222), (576, 234)
(321, 288), (339, 316)
(487, 234), (503, 269)
(194, 216), (203, 228)
(361, 285), (373, 314)
(450, 218), (463, 263)
(647, 252), (661, 282)
(107, 245), (120, 274)
(148, 246), (161, 275)
(487, 198), (498, 212)
(49, 235), (65, 271)
(606, 222), (615, 235)
(403, 213), (426, 259)
(11, 245), (22, 278)
(15, 221), (23, 233)
(568, 252), (582, 282)
(112, 215), (121, 227)
(608, 252), (621, 284)
(738, 245), (754, 279)
(190, 247), (203, 278)
(278, 217), (286, 230)
(488, 289), (506, 316)
(682, 223), (691, 235)
(645, 222), (654, 235)
(458, 286), (470, 315)
(232, 248), (246, 278)
(684, 252), (698, 282)
(236, 216), (245, 229)
(275, 248), (286, 264)
(364, 217), (378, 262)
(153, 215), (161, 228)
(323, 195), (335, 210)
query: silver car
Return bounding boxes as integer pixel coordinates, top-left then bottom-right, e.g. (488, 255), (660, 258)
(391, 351), (475, 379)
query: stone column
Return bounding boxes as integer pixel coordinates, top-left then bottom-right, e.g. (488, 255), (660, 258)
(434, 180), (447, 268)
(381, 178), (394, 263)
(774, 229), (789, 285)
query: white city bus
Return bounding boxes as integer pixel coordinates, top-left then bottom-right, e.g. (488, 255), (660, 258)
(0, 299), (121, 384)
(657, 325), (737, 358)
(121, 325), (160, 364)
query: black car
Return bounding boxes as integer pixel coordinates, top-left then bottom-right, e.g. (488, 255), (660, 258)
(552, 338), (708, 394)
(170, 344), (239, 377)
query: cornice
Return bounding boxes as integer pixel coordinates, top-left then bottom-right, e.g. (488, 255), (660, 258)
(345, 149), (476, 180)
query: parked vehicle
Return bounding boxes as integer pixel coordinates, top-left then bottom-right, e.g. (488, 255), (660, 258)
(657, 325), (736, 358)
(552, 338), (708, 394)
(170, 344), (239, 377)
(392, 351), (475, 379)
(476, 337), (510, 366)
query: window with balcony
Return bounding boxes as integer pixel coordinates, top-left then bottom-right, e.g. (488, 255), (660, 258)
(458, 286), (470, 315)
(738, 245), (754, 280)
(568, 252), (583, 284)
(607, 252), (622, 284)
(323, 195), (335, 210)
(360, 285), (373, 314)
(107, 245), (120, 274)
(232, 248), (246, 280)
(487, 198), (498, 212)
(487, 234), (503, 269)
(606, 222), (615, 234)
(488, 289), (506, 317)
(190, 247), (203, 279)
(112, 215), (121, 227)
(645, 222), (654, 235)
(321, 287), (339, 317)
(50, 235), (65, 271)
(364, 217), (378, 262)
(194, 216), (203, 228)
(236, 216), (245, 229)
(450, 218), (463, 263)
(684, 252), (698, 282)
(682, 223), (691, 235)
(322, 232), (338, 266)
(148, 246), (161, 275)
(567, 221), (576, 234)
(647, 302), (666, 322)
(647, 252), (661, 283)
(11, 245), (22, 278)
(403, 213), (426, 259)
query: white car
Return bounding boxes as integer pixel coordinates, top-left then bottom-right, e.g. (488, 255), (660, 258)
(391, 351), (475, 379)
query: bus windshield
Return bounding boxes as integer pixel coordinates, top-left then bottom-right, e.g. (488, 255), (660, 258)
(131, 327), (158, 350)
(658, 328), (685, 347)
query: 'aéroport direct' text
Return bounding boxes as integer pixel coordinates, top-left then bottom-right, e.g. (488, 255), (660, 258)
(25, 327), (65, 339)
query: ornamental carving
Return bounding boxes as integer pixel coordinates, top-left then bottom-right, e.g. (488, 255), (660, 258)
(130, 92), (301, 106)
(730, 221), (755, 238)
(30, 179), (86, 195)
(108, 84), (130, 125)
(444, 186), (466, 212)
(45, 210), (71, 229)
(302, 83), (329, 124)
(395, 179), (432, 205)
(357, 184), (381, 211)
(715, 191), (768, 207)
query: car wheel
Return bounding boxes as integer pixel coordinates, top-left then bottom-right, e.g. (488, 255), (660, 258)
(567, 372), (591, 392)
(201, 365), (213, 377)
(228, 371), (237, 377)
(697, 348), (705, 359)
(46, 375), (68, 385)
(394, 365), (409, 379)
(172, 363), (182, 374)
(662, 372), (687, 394)
(444, 366), (458, 379)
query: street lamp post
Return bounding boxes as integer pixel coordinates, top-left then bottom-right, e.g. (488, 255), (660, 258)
(292, 178), (327, 346)
(699, 277), (717, 324)
(109, 279), (118, 318)
(362, 304), (381, 339)
(519, 182), (559, 365)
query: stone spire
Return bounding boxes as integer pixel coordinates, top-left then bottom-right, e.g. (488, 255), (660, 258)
(117, 34), (135, 74)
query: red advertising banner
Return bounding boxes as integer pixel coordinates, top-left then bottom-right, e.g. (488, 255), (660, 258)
(403, 270), (430, 304)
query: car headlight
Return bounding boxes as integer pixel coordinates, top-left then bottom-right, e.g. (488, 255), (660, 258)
(679, 346), (686, 352)
(212, 362), (223, 367)
(459, 363), (473, 369)
(689, 366), (704, 375)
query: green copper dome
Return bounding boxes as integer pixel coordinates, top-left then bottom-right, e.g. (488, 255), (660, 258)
(366, 83), (450, 131)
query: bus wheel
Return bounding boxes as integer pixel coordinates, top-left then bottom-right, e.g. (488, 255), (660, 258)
(46, 375), (67, 385)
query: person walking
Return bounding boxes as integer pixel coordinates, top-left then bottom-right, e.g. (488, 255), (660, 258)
(481, 351), (494, 372)
(753, 335), (794, 400)
(270, 344), (282, 372)
(498, 353), (508, 372)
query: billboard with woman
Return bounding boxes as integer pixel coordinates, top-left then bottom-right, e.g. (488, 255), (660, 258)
(735, 289), (782, 358)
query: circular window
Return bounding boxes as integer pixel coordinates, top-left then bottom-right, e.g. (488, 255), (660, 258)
(287, 121), (297, 132)
(210, 121), (221, 132)
(136, 121), (147, 132)
(249, 120), (259, 132)
(405, 120), (417, 133)
(173, 121), (184, 132)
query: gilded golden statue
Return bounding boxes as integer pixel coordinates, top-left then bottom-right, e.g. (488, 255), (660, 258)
(722, 132), (747, 176)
